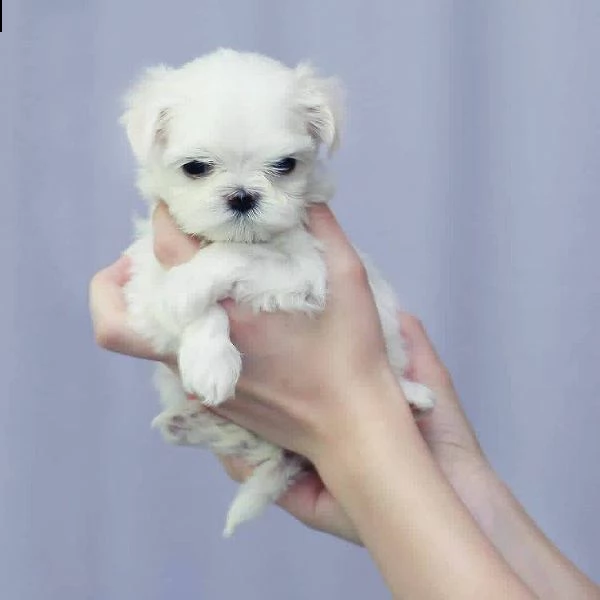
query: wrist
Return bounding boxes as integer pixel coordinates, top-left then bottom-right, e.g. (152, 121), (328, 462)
(448, 462), (599, 598)
(311, 367), (417, 478)
(437, 452), (500, 526)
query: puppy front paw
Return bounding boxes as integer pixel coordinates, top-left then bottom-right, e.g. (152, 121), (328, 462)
(400, 380), (436, 414)
(179, 338), (241, 407)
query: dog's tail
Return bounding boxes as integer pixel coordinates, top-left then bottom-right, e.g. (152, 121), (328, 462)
(223, 454), (306, 538)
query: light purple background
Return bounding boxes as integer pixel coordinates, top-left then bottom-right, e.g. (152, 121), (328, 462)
(1, 1), (599, 598)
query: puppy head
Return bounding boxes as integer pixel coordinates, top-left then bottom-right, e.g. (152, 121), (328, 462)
(121, 49), (342, 242)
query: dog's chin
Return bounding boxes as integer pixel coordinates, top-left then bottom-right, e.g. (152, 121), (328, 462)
(188, 214), (300, 244)
(204, 223), (276, 244)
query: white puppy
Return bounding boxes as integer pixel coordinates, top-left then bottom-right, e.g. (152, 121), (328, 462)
(121, 49), (434, 537)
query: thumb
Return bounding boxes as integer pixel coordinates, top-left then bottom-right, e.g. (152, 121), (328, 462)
(152, 201), (202, 268)
(307, 204), (369, 301)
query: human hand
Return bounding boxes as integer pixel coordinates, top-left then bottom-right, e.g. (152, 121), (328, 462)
(217, 310), (492, 546)
(88, 201), (491, 546)
(194, 205), (491, 489)
(87, 203), (360, 542)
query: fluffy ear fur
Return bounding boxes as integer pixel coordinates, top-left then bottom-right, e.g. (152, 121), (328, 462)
(294, 63), (343, 153)
(120, 65), (174, 164)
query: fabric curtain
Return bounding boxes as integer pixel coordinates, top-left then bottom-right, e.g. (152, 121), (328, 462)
(1, 1), (599, 598)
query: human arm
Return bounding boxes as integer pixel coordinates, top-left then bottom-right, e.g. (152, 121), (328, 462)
(201, 206), (534, 599)
(89, 202), (599, 599)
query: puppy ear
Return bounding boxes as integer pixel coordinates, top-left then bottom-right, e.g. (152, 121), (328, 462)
(294, 63), (343, 153)
(120, 65), (174, 163)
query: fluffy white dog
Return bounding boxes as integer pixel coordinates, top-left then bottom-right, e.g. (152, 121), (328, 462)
(121, 49), (434, 537)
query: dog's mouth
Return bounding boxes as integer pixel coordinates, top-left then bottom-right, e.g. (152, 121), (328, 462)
(179, 199), (299, 244)
(196, 216), (276, 244)
(188, 234), (213, 249)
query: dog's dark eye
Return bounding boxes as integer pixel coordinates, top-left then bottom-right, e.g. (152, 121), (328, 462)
(181, 160), (212, 178)
(271, 157), (297, 175)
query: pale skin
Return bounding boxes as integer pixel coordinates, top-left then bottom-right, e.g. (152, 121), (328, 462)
(90, 202), (600, 600)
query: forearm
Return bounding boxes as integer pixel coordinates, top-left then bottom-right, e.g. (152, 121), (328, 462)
(467, 471), (600, 599)
(314, 379), (535, 600)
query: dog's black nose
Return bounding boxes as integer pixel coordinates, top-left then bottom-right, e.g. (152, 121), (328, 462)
(227, 190), (259, 214)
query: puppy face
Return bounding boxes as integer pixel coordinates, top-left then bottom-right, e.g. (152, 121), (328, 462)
(122, 49), (342, 242)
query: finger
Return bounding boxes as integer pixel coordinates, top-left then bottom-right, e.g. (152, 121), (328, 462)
(399, 312), (453, 389)
(276, 469), (323, 516)
(89, 256), (132, 319)
(218, 455), (254, 483)
(210, 389), (279, 435)
(307, 204), (366, 291)
(306, 205), (377, 326)
(89, 258), (170, 361)
(152, 201), (202, 268)
(276, 472), (359, 544)
(97, 254), (132, 287)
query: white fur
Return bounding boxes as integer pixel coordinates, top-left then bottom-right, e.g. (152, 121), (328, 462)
(121, 49), (435, 537)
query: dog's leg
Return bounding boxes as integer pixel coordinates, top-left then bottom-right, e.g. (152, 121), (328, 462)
(363, 257), (436, 415)
(399, 379), (436, 413)
(384, 332), (435, 414)
(385, 335), (435, 414)
(160, 245), (249, 331)
(152, 365), (301, 535)
(176, 305), (241, 407)
(153, 363), (271, 454)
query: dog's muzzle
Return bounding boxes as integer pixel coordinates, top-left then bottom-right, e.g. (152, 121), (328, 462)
(227, 190), (260, 214)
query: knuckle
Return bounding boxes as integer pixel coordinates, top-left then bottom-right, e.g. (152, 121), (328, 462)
(338, 253), (368, 284)
(88, 272), (104, 297)
(226, 469), (243, 483)
(221, 459), (244, 483)
(404, 313), (424, 332)
(94, 319), (122, 351)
